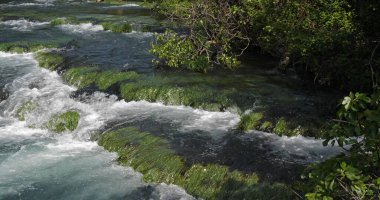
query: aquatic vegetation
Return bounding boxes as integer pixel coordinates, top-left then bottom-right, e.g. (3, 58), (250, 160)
(120, 78), (234, 111)
(101, 22), (132, 33)
(99, 127), (292, 199)
(35, 51), (65, 70)
(273, 118), (291, 136)
(50, 18), (68, 26)
(259, 121), (273, 131)
(15, 101), (36, 121)
(0, 41), (58, 53)
(99, 127), (186, 183)
(46, 111), (80, 133)
(63, 67), (139, 90)
(239, 112), (263, 132)
(50, 17), (86, 26)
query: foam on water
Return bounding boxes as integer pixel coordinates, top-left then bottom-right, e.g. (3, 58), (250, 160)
(0, 53), (199, 199)
(105, 3), (141, 8)
(0, 19), (49, 31)
(58, 23), (104, 34)
(0, 51), (342, 197)
(243, 131), (342, 164)
(0, 0), (55, 8)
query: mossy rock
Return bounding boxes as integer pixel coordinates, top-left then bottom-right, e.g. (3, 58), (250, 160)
(101, 22), (132, 33)
(63, 66), (140, 90)
(35, 52), (65, 70)
(239, 112), (264, 132)
(46, 111), (80, 133)
(97, 127), (292, 200)
(99, 127), (185, 183)
(120, 81), (233, 111)
(15, 101), (36, 121)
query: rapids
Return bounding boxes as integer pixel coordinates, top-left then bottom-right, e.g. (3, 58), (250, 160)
(0, 0), (342, 199)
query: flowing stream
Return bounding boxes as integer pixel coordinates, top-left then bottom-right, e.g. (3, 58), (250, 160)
(0, 1), (342, 199)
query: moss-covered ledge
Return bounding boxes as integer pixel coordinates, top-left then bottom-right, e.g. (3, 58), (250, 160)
(0, 41), (59, 53)
(98, 127), (293, 200)
(62, 66), (235, 112)
(34, 51), (65, 71)
(239, 112), (331, 138)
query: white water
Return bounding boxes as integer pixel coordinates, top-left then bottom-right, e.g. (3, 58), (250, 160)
(105, 3), (141, 8)
(0, 51), (341, 198)
(58, 23), (104, 34)
(0, 19), (49, 31)
(0, 53), (196, 200)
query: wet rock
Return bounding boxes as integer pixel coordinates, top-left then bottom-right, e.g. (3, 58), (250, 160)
(0, 88), (9, 101)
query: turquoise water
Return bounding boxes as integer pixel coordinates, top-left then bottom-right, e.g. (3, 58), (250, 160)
(0, 1), (341, 199)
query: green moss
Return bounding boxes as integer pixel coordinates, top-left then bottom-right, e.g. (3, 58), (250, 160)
(46, 111), (80, 133)
(95, 70), (139, 90)
(98, 127), (292, 200)
(101, 22), (132, 33)
(63, 67), (139, 90)
(35, 52), (65, 70)
(239, 112), (264, 132)
(0, 41), (59, 53)
(120, 81), (233, 111)
(99, 127), (185, 183)
(63, 67), (98, 88)
(15, 101), (36, 121)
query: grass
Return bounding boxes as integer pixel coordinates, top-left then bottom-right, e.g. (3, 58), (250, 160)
(35, 51), (65, 70)
(239, 112), (264, 132)
(46, 111), (80, 133)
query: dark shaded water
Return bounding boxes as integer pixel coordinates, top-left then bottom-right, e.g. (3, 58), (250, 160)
(0, 0), (341, 199)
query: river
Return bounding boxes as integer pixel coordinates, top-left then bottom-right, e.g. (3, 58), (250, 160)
(0, 0), (341, 199)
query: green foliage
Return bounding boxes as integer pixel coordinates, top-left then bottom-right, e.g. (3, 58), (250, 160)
(101, 22), (132, 33)
(302, 90), (380, 199)
(260, 121), (273, 132)
(151, 31), (210, 72)
(46, 111), (80, 133)
(99, 127), (291, 200)
(35, 52), (65, 70)
(239, 112), (263, 132)
(273, 118), (291, 136)
(15, 101), (36, 121)
(149, 0), (379, 90)
(0, 41), (58, 53)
